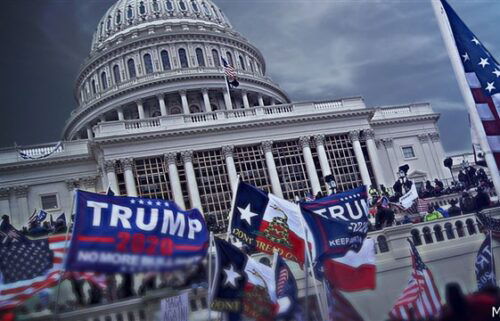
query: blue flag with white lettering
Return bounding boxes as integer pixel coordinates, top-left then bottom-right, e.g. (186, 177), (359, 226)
(475, 233), (496, 290)
(301, 186), (369, 262)
(66, 190), (208, 273)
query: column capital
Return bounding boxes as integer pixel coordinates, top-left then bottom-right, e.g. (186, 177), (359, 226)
(104, 160), (116, 173)
(299, 136), (311, 149)
(14, 185), (29, 197)
(181, 150), (194, 163)
(179, 90), (187, 96)
(349, 130), (361, 142)
(222, 145), (234, 158)
(429, 132), (440, 142)
(201, 88), (209, 94)
(165, 152), (177, 165)
(121, 158), (134, 171)
(65, 179), (79, 191)
(135, 99), (143, 105)
(418, 134), (429, 143)
(0, 188), (10, 199)
(81, 176), (98, 189)
(364, 129), (376, 140)
(262, 141), (273, 153)
(381, 138), (393, 148)
(313, 134), (326, 146)
(156, 93), (165, 100)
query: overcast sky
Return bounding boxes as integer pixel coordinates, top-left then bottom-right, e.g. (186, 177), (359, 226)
(0, 0), (498, 154)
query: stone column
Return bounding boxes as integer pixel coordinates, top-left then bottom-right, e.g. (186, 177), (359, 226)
(222, 146), (238, 194)
(182, 151), (202, 211)
(242, 91), (250, 109)
(223, 90), (233, 110)
(262, 141), (283, 197)
(258, 94), (264, 107)
(365, 129), (385, 188)
(158, 94), (167, 116)
(299, 136), (322, 195)
(180, 90), (190, 114)
(136, 100), (145, 119)
(270, 97), (276, 106)
(349, 130), (372, 188)
(418, 134), (438, 180)
(99, 115), (106, 123)
(14, 186), (29, 229)
(165, 153), (185, 209)
(117, 107), (125, 121)
(86, 126), (93, 139)
(122, 158), (138, 197)
(381, 138), (399, 181)
(202, 89), (212, 113)
(314, 135), (333, 191)
(428, 132), (446, 179)
(0, 188), (11, 224)
(104, 160), (119, 195)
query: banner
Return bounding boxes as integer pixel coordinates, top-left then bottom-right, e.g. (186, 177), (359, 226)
(475, 234), (496, 290)
(66, 190), (208, 273)
(399, 184), (418, 209)
(160, 292), (189, 321)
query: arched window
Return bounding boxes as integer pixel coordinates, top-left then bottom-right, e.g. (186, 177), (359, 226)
(139, 1), (146, 15)
(179, 0), (187, 11)
(116, 10), (122, 25)
(377, 235), (389, 253)
(170, 106), (182, 115)
(143, 53), (153, 74)
(127, 5), (134, 19)
(106, 16), (112, 31)
(423, 227), (433, 244)
(100, 22), (105, 37)
(211, 104), (218, 111)
(196, 48), (205, 67)
(127, 58), (137, 78)
(113, 65), (121, 84)
(411, 229), (422, 246)
(212, 49), (220, 67)
(178, 48), (189, 68)
(433, 225), (444, 242)
(165, 0), (174, 11)
(249, 58), (255, 73)
(466, 219), (477, 235)
(212, 5), (219, 19)
(152, 0), (160, 12)
(455, 221), (465, 237)
(190, 105), (201, 113)
(100, 71), (108, 90)
(259, 257), (271, 267)
(444, 222), (455, 240)
(239, 55), (246, 70)
(161, 50), (171, 70)
(226, 51), (233, 66)
(91, 79), (97, 94)
(202, 2), (211, 16)
(191, 0), (199, 12)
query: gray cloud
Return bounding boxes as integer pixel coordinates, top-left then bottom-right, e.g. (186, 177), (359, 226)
(0, 0), (498, 155)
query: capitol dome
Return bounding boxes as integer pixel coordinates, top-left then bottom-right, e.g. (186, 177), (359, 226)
(91, 0), (232, 52)
(64, 0), (290, 141)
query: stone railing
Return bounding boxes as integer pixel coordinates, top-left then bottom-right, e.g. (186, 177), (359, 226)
(0, 140), (90, 166)
(93, 98), (367, 139)
(371, 103), (434, 121)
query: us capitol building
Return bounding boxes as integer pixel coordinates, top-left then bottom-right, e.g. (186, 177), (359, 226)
(0, 0), (451, 230)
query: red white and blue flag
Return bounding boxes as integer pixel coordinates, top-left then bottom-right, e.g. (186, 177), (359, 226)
(210, 238), (276, 321)
(229, 181), (308, 265)
(440, 0), (500, 168)
(273, 254), (303, 320)
(221, 57), (239, 88)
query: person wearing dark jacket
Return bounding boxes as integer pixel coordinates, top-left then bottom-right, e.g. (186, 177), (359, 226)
(448, 199), (462, 217)
(475, 187), (491, 211)
(460, 191), (476, 214)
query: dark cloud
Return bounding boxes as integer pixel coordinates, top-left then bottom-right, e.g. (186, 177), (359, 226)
(0, 0), (498, 155)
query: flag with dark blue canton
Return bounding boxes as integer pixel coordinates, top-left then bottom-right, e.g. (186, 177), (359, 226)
(221, 57), (239, 88)
(0, 218), (28, 245)
(475, 232), (496, 290)
(476, 212), (500, 241)
(273, 254), (303, 320)
(29, 210), (48, 224)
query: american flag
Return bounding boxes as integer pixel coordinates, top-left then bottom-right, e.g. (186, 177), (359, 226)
(0, 234), (69, 310)
(476, 212), (500, 240)
(221, 57), (237, 79)
(389, 240), (442, 320)
(326, 281), (364, 321)
(441, 0), (500, 167)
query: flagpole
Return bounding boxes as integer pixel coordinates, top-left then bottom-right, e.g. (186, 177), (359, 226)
(53, 189), (77, 319)
(430, 0), (500, 197)
(225, 175), (240, 241)
(304, 233), (309, 320)
(303, 227), (327, 320)
(207, 232), (214, 321)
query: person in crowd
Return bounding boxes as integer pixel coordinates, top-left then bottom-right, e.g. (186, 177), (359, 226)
(70, 278), (85, 306)
(105, 275), (117, 302)
(434, 178), (444, 196)
(368, 184), (379, 198)
(393, 180), (403, 198)
(117, 274), (135, 299)
(28, 221), (48, 237)
(475, 186), (491, 211)
(458, 170), (468, 189)
(448, 199), (462, 217)
(477, 168), (488, 182)
(460, 191), (477, 214)
(53, 217), (67, 234)
(315, 191), (324, 200)
(375, 203), (394, 230)
(380, 184), (389, 196)
(467, 166), (477, 187)
(401, 214), (412, 224)
(424, 205), (444, 222)
(434, 204), (449, 218)
(425, 180), (435, 197)
(88, 282), (103, 305)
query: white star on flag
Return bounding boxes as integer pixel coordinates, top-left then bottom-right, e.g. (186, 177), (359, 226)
(485, 82), (496, 93)
(472, 37), (480, 45)
(238, 204), (258, 225)
(223, 264), (241, 288)
(493, 69), (500, 78)
(462, 52), (469, 62)
(478, 57), (489, 68)
(130, 199), (136, 204)
(147, 200), (153, 206)
(156, 201), (161, 206)
(138, 200), (144, 204)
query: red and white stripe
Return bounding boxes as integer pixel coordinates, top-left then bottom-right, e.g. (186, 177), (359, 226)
(276, 268), (289, 296)
(0, 235), (70, 310)
(389, 267), (442, 320)
(465, 72), (500, 167)
(224, 65), (237, 79)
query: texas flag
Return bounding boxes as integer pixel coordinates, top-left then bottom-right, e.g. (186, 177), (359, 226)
(210, 238), (276, 321)
(322, 238), (376, 292)
(229, 181), (307, 265)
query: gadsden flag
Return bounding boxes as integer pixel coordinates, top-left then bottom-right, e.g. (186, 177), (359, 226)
(229, 182), (307, 265)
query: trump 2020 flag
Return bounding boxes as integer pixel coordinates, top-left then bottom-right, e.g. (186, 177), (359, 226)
(229, 181), (307, 265)
(66, 190), (208, 273)
(210, 238), (276, 321)
(301, 186), (369, 262)
(475, 233), (496, 290)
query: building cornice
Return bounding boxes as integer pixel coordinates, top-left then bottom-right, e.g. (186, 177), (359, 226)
(369, 113), (440, 126)
(0, 154), (92, 172)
